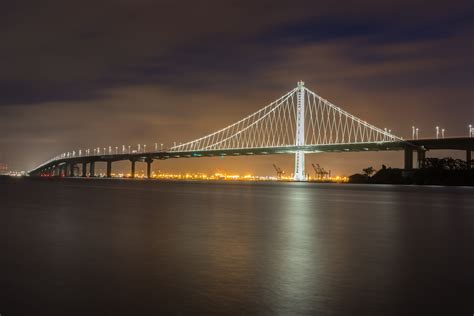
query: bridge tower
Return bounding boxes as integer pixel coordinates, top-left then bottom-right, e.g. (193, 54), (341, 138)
(294, 81), (306, 181)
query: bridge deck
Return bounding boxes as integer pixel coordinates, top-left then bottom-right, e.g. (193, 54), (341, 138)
(28, 137), (473, 176)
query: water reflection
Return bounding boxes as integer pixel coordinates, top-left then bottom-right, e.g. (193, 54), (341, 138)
(2, 178), (474, 315)
(272, 185), (323, 313)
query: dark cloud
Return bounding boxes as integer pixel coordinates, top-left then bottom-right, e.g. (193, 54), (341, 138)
(0, 0), (473, 174)
(1, 0), (471, 104)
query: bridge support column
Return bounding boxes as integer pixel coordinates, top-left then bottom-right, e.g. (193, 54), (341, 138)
(404, 147), (413, 170)
(82, 162), (87, 177)
(89, 162), (95, 177)
(467, 150), (472, 169)
(106, 161), (112, 178)
(294, 151), (305, 181)
(131, 160), (136, 178)
(294, 80), (306, 181)
(68, 163), (75, 177)
(146, 159), (153, 179)
(417, 150), (426, 169)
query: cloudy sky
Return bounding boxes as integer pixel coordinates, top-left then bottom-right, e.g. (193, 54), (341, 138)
(1, 0), (473, 175)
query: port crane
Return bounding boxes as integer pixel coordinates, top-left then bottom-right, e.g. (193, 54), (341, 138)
(312, 163), (330, 180)
(273, 164), (284, 179)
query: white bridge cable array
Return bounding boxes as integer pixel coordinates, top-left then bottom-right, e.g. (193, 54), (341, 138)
(170, 85), (402, 152)
(28, 83), (404, 174)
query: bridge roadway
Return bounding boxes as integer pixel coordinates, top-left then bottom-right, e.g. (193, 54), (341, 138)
(29, 137), (473, 178)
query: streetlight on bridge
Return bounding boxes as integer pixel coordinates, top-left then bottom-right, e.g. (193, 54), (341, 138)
(442, 128), (445, 139)
(416, 128), (419, 140)
(436, 126), (439, 139)
(144, 144), (147, 153)
(469, 124), (473, 137)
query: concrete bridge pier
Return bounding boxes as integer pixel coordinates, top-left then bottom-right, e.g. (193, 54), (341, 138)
(467, 149), (472, 169)
(107, 161), (112, 178)
(404, 147), (413, 170)
(82, 162), (87, 177)
(146, 159), (153, 179)
(417, 149), (426, 168)
(89, 161), (95, 177)
(68, 163), (75, 177)
(59, 164), (64, 177)
(130, 160), (136, 178)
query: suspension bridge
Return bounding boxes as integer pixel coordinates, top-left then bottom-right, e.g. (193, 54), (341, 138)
(28, 81), (473, 180)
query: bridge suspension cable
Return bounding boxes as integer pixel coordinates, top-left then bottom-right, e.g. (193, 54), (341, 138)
(170, 83), (402, 153)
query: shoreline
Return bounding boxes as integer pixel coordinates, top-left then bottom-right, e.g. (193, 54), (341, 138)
(2, 175), (473, 187)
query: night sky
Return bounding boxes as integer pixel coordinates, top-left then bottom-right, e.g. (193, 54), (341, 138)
(1, 0), (473, 175)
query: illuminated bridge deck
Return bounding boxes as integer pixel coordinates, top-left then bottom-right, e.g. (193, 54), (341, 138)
(28, 138), (472, 177)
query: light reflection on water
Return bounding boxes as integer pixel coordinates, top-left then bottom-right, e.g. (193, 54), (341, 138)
(1, 178), (474, 315)
(275, 187), (322, 313)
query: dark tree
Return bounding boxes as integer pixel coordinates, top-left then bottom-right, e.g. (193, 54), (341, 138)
(362, 166), (375, 177)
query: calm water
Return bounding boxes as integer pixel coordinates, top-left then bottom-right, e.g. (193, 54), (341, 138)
(1, 177), (474, 315)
